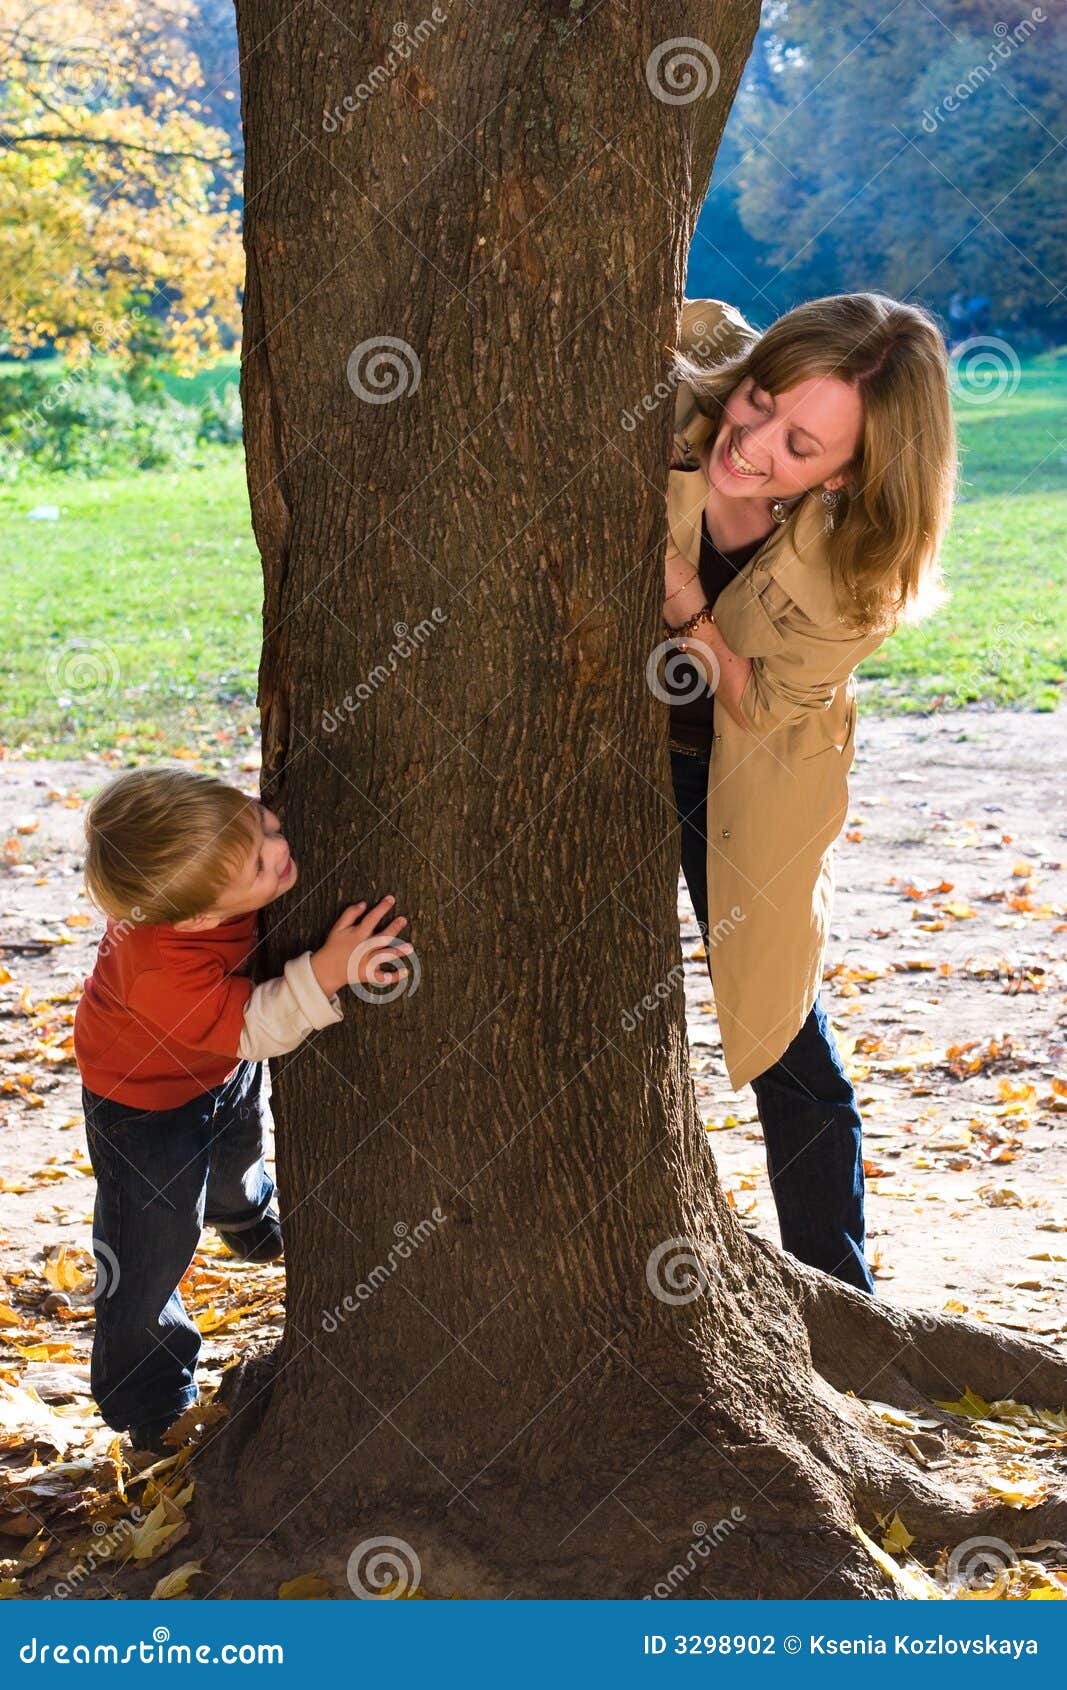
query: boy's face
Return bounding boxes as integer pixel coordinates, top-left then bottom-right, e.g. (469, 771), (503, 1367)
(174, 803), (298, 931)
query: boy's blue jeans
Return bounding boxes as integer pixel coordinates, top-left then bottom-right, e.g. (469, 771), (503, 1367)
(671, 746), (873, 1294)
(81, 1059), (276, 1432)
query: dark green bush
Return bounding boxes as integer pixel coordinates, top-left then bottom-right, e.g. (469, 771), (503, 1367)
(0, 364), (242, 474)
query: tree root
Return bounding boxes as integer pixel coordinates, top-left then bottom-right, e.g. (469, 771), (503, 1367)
(196, 1240), (1067, 1598)
(766, 1234), (1067, 1411)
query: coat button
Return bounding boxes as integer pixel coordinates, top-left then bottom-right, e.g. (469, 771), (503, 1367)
(721, 828), (731, 839)
(713, 733), (722, 744)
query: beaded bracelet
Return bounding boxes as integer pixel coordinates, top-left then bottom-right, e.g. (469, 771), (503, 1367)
(664, 604), (716, 642)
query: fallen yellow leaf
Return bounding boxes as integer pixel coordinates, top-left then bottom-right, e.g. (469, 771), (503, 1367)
(151, 1560), (205, 1598)
(853, 1524), (942, 1598)
(125, 1495), (189, 1564)
(880, 1511), (916, 1554)
(278, 1573), (333, 1599)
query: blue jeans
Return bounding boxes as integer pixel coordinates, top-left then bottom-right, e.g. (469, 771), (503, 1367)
(671, 746), (873, 1293)
(81, 1059), (276, 1431)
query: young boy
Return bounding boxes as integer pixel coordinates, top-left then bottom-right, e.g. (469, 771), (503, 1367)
(73, 767), (412, 1457)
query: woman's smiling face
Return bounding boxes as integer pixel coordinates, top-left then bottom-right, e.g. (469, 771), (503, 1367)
(703, 371), (865, 502)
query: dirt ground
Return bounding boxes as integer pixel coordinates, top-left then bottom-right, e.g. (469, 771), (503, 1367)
(0, 706), (1065, 1596)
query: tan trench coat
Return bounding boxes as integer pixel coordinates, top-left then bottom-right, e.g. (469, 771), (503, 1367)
(668, 299), (886, 1089)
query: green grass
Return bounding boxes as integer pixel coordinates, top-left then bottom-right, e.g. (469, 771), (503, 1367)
(859, 352), (1067, 712)
(0, 448), (261, 756)
(0, 354), (1064, 755)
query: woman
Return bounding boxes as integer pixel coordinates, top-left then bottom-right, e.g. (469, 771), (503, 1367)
(660, 294), (956, 1293)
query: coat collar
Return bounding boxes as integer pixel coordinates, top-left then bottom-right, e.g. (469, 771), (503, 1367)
(666, 461), (845, 629)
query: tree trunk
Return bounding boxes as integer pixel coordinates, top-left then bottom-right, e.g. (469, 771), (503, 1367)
(214, 0), (1067, 1597)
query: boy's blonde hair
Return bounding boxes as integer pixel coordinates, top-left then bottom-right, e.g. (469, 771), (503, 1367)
(84, 767), (260, 924)
(672, 292), (958, 633)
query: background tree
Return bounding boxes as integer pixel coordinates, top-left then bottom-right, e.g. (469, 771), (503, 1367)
(209, 0), (1067, 1597)
(691, 0), (1067, 331)
(0, 0), (241, 365)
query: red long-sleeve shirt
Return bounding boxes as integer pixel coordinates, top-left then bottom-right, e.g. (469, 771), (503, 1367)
(74, 912), (257, 1108)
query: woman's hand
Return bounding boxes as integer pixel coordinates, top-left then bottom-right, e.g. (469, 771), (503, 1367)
(676, 627), (753, 734)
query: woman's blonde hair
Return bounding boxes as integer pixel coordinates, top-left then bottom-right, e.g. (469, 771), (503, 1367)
(84, 767), (260, 923)
(672, 293), (958, 632)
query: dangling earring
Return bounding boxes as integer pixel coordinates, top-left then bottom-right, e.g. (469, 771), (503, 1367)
(821, 486), (845, 533)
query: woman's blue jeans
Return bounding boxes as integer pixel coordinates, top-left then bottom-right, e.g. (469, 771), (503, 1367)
(82, 1059), (276, 1431)
(671, 745), (873, 1293)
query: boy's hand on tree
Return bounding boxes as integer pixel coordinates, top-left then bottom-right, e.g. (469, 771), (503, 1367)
(310, 897), (413, 998)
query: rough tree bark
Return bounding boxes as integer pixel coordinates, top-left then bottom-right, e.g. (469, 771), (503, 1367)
(212, 0), (1067, 1596)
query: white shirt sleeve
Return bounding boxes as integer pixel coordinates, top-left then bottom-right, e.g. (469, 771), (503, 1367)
(236, 951), (344, 1060)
